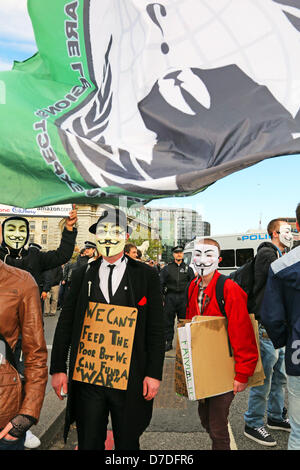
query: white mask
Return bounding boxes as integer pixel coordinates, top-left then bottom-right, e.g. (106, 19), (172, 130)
(192, 243), (219, 277)
(95, 222), (127, 257)
(3, 219), (28, 250)
(278, 224), (293, 249)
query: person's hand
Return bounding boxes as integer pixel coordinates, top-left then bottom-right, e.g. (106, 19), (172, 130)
(41, 291), (48, 300)
(52, 372), (68, 400)
(143, 376), (161, 401)
(0, 422), (16, 440)
(233, 380), (248, 395)
(65, 206), (77, 231)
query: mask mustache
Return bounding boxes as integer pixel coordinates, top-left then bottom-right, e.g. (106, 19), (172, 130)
(194, 262), (213, 268)
(97, 239), (119, 245)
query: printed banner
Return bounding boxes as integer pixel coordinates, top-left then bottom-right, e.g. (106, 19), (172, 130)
(73, 302), (138, 390)
(0, 0), (300, 207)
(0, 204), (72, 217)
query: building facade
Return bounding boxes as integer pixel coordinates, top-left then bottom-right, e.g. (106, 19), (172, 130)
(0, 204), (209, 262)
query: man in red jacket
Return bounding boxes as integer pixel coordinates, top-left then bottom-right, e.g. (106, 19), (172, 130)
(185, 238), (258, 450)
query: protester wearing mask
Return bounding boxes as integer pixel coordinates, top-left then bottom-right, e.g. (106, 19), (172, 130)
(0, 209), (77, 288)
(50, 207), (165, 450)
(185, 238), (258, 450)
(260, 204), (300, 450)
(244, 219), (292, 447)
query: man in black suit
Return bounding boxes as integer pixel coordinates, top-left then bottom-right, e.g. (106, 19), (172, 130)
(50, 207), (165, 450)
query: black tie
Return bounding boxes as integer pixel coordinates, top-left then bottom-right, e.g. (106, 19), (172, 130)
(108, 264), (116, 303)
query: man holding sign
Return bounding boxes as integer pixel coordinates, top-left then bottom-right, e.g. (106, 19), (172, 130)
(50, 207), (165, 450)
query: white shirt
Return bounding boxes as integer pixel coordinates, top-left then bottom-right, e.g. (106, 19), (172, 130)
(99, 255), (128, 303)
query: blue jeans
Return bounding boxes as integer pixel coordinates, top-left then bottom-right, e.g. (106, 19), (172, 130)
(0, 435), (25, 451)
(244, 326), (287, 428)
(287, 375), (300, 450)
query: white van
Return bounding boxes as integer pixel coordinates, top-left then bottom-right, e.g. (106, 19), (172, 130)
(183, 232), (270, 276)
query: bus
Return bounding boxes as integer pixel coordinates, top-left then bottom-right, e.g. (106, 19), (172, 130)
(183, 232), (271, 276)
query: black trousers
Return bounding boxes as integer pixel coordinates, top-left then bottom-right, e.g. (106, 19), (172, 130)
(198, 392), (234, 450)
(164, 292), (187, 343)
(73, 381), (140, 450)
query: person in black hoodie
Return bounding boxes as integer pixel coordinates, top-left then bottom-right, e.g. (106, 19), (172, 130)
(244, 218), (294, 447)
(0, 209), (77, 285)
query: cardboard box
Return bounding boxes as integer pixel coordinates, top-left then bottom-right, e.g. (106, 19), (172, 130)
(175, 315), (265, 400)
(190, 316), (235, 399)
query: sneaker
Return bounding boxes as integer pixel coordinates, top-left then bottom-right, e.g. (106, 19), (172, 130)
(24, 430), (41, 449)
(267, 417), (291, 432)
(244, 425), (277, 447)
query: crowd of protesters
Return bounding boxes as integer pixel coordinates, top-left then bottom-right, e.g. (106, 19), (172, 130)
(0, 204), (300, 451)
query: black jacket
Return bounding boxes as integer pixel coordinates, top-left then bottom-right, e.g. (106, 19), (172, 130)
(159, 261), (194, 295)
(50, 255), (165, 443)
(253, 241), (282, 321)
(43, 266), (63, 289)
(0, 228), (77, 286)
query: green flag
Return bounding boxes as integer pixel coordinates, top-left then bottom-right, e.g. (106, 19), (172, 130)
(1, 0), (300, 208)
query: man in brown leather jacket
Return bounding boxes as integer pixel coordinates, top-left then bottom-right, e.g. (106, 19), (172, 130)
(0, 253), (48, 450)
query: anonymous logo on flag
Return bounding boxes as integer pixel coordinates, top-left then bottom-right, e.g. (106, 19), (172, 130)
(0, 0), (300, 207)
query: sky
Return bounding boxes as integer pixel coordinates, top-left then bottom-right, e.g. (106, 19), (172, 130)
(0, 0), (299, 236)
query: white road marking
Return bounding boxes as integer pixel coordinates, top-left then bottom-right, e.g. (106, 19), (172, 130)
(229, 423), (238, 450)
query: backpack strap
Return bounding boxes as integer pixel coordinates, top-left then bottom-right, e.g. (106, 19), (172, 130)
(215, 275), (233, 357)
(215, 274), (228, 318)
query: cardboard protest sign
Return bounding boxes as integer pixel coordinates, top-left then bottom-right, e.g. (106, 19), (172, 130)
(177, 325), (196, 400)
(73, 302), (138, 390)
(174, 320), (190, 398)
(247, 314), (265, 387)
(175, 315), (264, 400)
(190, 317), (236, 399)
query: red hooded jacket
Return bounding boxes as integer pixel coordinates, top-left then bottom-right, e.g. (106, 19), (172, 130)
(186, 271), (258, 383)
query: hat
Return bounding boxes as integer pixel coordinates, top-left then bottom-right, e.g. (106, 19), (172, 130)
(89, 208), (133, 235)
(84, 241), (97, 249)
(172, 245), (184, 253)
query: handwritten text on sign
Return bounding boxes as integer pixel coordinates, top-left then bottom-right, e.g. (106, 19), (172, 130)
(73, 302), (138, 390)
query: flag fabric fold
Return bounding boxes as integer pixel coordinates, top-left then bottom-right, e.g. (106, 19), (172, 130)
(0, 0), (300, 208)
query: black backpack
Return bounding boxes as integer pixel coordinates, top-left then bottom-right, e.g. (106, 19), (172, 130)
(228, 256), (256, 313)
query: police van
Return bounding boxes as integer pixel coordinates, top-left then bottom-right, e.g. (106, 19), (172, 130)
(183, 232), (270, 276)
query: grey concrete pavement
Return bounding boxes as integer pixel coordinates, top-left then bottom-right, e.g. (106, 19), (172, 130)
(31, 316), (290, 451)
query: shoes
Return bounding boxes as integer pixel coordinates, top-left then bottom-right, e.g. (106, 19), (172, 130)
(244, 425), (277, 447)
(165, 341), (173, 352)
(24, 430), (41, 449)
(267, 417), (291, 432)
